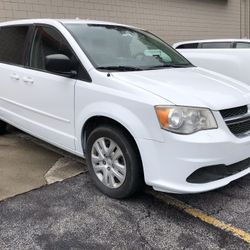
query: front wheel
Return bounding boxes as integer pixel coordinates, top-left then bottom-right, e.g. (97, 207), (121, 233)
(86, 125), (143, 199)
(0, 120), (7, 135)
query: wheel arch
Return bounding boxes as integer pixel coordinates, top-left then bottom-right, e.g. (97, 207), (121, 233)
(81, 115), (145, 180)
(81, 116), (141, 158)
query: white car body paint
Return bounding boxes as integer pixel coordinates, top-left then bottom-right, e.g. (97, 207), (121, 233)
(173, 39), (250, 85)
(0, 20), (250, 194)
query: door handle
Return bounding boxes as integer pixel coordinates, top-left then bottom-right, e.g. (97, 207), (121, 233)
(10, 73), (20, 81)
(23, 76), (34, 85)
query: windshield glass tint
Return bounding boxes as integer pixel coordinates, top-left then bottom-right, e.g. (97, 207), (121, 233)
(65, 24), (192, 70)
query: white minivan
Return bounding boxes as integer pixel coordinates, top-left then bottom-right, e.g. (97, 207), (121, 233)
(1, 19), (250, 198)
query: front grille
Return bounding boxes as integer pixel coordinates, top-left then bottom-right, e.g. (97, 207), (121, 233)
(220, 105), (250, 137)
(227, 117), (250, 136)
(220, 105), (248, 119)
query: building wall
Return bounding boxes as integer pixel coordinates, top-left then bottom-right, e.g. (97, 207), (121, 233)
(0, 0), (244, 44)
(241, 0), (250, 38)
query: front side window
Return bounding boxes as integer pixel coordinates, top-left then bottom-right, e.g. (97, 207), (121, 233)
(30, 26), (77, 72)
(0, 25), (29, 65)
(65, 24), (192, 71)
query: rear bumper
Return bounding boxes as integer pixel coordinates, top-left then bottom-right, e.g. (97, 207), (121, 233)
(137, 125), (250, 194)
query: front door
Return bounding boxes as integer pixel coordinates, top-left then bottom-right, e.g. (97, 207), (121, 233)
(20, 25), (78, 150)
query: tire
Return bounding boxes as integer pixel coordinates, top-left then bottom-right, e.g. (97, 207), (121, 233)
(0, 120), (7, 135)
(86, 125), (144, 199)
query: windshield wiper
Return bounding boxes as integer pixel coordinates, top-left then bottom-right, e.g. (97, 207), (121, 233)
(169, 64), (194, 68)
(96, 64), (193, 72)
(145, 64), (194, 70)
(96, 66), (143, 72)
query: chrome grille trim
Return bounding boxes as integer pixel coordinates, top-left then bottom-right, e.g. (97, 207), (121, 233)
(224, 110), (250, 122)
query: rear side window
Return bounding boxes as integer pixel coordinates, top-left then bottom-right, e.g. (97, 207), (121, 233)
(176, 43), (199, 49)
(0, 26), (29, 65)
(200, 42), (232, 49)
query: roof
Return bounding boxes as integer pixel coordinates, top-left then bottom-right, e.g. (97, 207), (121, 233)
(0, 18), (139, 29)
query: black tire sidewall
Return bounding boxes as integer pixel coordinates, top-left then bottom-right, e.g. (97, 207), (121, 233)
(86, 125), (143, 199)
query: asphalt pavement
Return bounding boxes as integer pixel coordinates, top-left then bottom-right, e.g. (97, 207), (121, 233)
(0, 127), (249, 249)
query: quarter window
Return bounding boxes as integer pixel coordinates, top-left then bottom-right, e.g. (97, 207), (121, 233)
(0, 26), (29, 65)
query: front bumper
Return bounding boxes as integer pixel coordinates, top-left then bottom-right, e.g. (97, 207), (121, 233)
(137, 113), (250, 194)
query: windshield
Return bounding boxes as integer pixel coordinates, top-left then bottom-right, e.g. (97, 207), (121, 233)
(65, 23), (193, 71)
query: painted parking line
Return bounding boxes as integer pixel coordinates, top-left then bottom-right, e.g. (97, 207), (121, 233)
(146, 189), (250, 244)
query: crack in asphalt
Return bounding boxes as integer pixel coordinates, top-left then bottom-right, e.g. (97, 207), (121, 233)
(207, 207), (224, 216)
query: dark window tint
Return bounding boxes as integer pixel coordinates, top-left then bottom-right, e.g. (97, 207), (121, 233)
(200, 42), (232, 49)
(0, 26), (29, 65)
(176, 43), (199, 49)
(235, 42), (250, 48)
(30, 26), (79, 71)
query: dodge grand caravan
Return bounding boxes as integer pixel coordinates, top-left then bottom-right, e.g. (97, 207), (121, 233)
(0, 19), (250, 198)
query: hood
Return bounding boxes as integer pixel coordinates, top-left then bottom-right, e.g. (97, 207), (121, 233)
(113, 67), (250, 110)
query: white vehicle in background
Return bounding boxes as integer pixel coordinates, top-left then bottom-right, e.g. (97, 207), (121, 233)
(173, 39), (250, 49)
(173, 39), (250, 84)
(1, 21), (250, 199)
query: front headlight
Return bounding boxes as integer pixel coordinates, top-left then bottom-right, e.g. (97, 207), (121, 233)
(155, 106), (217, 134)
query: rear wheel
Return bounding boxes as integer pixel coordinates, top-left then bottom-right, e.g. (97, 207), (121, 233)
(86, 125), (143, 199)
(0, 120), (7, 135)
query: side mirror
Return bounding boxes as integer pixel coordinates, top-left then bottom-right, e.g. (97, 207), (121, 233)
(45, 54), (77, 77)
